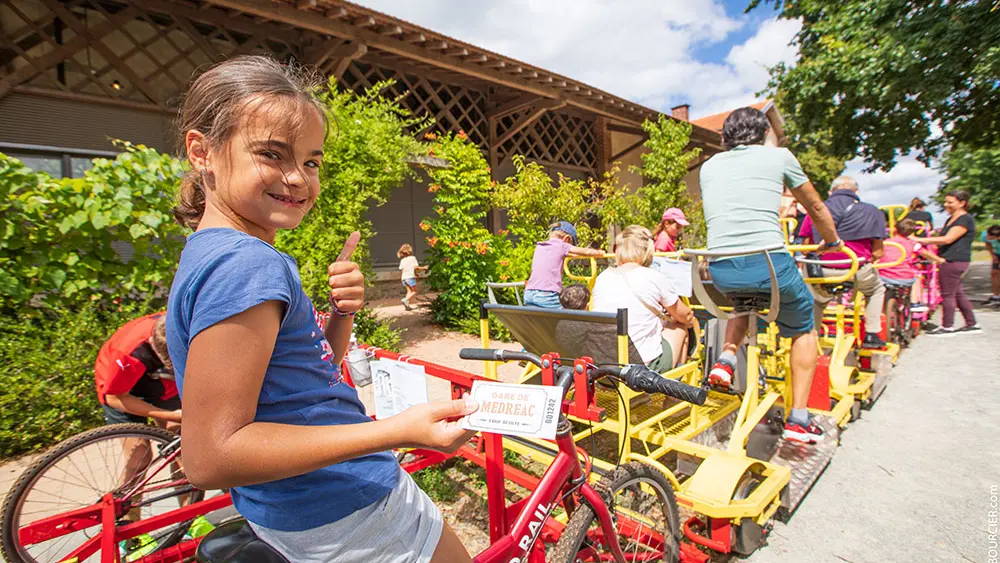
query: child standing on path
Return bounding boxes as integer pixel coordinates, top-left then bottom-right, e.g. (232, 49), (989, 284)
(523, 221), (603, 308)
(165, 56), (477, 563)
(398, 243), (426, 310)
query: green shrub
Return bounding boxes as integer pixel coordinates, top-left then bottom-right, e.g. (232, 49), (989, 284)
(0, 144), (187, 315)
(0, 302), (159, 457)
(423, 132), (509, 327)
(352, 307), (403, 352)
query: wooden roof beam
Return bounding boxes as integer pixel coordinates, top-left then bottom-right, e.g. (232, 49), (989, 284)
(465, 53), (487, 63)
(324, 7), (347, 18)
(487, 93), (542, 118)
(378, 24), (402, 36)
(353, 15), (375, 27)
(403, 32), (425, 43)
(326, 42), (368, 79)
(445, 47), (468, 57)
(295, 0), (316, 9)
(203, 0), (651, 125)
(38, 0), (164, 105)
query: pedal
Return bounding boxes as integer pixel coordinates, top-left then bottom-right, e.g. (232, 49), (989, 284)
(772, 415), (839, 520)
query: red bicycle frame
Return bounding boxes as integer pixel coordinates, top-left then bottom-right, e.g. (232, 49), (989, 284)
(16, 350), (634, 563)
(360, 350), (630, 563)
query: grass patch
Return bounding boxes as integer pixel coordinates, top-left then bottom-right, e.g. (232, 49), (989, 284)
(411, 463), (460, 503)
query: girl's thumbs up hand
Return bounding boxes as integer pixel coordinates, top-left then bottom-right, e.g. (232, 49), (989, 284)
(328, 232), (364, 314)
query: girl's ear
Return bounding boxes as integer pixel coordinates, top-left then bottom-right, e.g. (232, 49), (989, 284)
(185, 129), (211, 172)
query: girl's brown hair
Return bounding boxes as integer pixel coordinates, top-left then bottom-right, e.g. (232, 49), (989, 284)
(909, 197), (926, 211)
(150, 316), (173, 371)
(173, 55), (326, 229)
(397, 243), (414, 258)
(895, 218), (916, 237)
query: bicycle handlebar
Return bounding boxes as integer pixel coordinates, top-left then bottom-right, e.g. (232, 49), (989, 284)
(458, 348), (707, 405)
(683, 243), (787, 259)
(786, 244), (860, 284)
(873, 240), (907, 270)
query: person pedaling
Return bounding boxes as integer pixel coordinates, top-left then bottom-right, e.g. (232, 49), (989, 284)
(798, 177), (889, 349)
(94, 312), (214, 559)
(699, 106), (842, 444)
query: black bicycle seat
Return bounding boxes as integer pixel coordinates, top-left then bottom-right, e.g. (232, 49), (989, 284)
(725, 292), (772, 313)
(195, 519), (290, 563)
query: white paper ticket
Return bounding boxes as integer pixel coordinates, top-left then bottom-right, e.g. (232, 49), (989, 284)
(461, 381), (564, 440)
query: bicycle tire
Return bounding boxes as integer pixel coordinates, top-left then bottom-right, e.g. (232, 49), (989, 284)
(550, 462), (681, 563)
(1, 423), (203, 563)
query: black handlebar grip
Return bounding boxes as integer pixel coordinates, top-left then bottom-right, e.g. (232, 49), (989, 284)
(624, 365), (707, 406)
(458, 348), (504, 361)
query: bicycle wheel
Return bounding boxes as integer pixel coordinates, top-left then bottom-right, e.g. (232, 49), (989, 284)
(551, 462), (680, 563)
(2, 423), (203, 563)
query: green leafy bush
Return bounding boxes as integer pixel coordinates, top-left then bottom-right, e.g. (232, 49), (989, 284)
(277, 79), (427, 304)
(627, 115), (704, 246)
(0, 144), (187, 314)
(489, 156), (598, 282)
(0, 302), (159, 457)
(422, 132), (508, 327)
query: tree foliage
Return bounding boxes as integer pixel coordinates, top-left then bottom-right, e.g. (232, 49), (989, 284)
(629, 115), (705, 246)
(277, 79), (427, 304)
(422, 132), (508, 327)
(938, 144), (1000, 218)
(753, 0), (1000, 170)
(0, 143), (187, 314)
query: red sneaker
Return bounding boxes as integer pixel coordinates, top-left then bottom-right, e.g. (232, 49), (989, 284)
(707, 361), (734, 389)
(782, 418), (825, 444)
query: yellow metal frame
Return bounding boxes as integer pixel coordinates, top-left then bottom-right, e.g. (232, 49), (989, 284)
(880, 204), (909, 235)
(477, 303), (788, 528)
(780, 217), (799, 244)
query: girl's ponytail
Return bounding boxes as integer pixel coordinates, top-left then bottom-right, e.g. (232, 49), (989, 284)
(174, 170), (206, 229)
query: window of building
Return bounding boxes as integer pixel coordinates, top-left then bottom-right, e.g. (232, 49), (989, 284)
(1, 143), (115, 179)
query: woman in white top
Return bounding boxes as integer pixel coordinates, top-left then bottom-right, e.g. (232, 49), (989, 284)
(591, 225), (695, 372)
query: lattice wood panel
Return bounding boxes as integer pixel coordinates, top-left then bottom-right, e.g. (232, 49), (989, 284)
(340, 61), (488, 150)
(495, 108), (597, 171)
(0, 0), (301, 108)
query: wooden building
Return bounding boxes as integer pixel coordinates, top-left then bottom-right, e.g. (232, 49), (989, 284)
(0, 0), (723, 265)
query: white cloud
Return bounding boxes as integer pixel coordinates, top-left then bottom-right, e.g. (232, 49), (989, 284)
(356, 0), (768, 112)
(358, 1), (927, 203)
(844, 156), (947, 223)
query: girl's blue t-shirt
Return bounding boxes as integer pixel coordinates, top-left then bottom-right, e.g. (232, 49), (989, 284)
(166, 228), (399, 532)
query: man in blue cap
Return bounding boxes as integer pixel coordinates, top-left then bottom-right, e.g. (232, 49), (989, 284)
(523, 221), (603, 308)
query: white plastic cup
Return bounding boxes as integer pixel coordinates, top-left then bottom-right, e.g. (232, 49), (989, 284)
(347, 348), (375, 387)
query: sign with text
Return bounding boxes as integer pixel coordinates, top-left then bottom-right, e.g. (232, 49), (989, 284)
(371, 359), (429, 419)
(462, 381), (564, 440)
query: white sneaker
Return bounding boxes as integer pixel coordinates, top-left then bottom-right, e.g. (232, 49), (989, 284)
(925, 326), (958, 337)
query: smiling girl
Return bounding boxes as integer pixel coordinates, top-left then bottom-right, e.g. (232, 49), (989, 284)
(165, 56), (476, 563)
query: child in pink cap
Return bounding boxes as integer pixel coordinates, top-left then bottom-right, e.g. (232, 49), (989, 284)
(653, 207), (689, 252)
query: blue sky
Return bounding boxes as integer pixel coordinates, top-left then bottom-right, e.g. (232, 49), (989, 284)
(356, 0), (946, 221)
